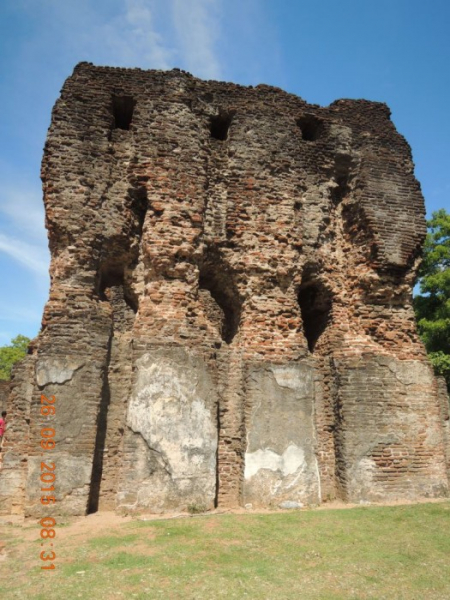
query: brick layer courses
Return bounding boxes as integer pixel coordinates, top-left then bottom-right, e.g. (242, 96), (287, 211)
(0, 63), (448, 514)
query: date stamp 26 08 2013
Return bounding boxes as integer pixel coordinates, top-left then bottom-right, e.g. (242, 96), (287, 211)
(39, 393), (57, 571)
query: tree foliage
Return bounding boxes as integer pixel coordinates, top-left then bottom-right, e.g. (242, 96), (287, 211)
(414, 209), (450, 390)
(0, 335), (30, 380)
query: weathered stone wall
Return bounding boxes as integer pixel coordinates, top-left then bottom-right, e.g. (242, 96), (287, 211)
(0, 62), (448, 515)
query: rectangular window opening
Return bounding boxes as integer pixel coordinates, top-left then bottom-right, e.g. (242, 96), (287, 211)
(112, 96), (136, 131)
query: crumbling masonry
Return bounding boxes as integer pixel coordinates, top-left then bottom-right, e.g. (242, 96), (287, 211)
(1, 63), (449, 516)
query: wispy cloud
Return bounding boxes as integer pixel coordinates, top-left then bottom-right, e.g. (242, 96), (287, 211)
(99, 0), (223, 76)
(14, 0), (176, 72)
(98, 0), (176, 69)
(0, 168), (49, 276)
(171, 0), (222, 79)
(0, 181), (46, 243)
(16, 0), (223, 76)
(0, 233), (49, 275)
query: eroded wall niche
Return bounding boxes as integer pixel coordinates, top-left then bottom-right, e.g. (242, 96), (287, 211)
(298, 274), (333, 353)
(0, 63), (448, 517)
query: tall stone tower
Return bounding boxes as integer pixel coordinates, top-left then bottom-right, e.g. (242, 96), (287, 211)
(1, 63), (449, 516)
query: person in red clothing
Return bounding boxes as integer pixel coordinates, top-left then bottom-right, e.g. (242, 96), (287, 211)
(0, 411), (6, 450)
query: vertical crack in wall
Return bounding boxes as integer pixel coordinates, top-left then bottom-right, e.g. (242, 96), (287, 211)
(214, 397), (220, 508)
(88, 333), (112, 514)
(197, 246), (244, 506)
(214, 347), (246, 507)
(297, 263), (341, 500)
(329, 358), (347, 500)
(90, 175), (147, 511)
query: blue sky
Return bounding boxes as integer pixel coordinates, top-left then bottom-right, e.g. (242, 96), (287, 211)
(0, 0), (449, 344)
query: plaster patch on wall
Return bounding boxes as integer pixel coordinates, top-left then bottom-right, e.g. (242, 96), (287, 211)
(124, 350), (218, 505)
(347, 456), (376, 501)
(338, 357), (449, 502)
(243, 363), (320, 505)
(244, 443), (305, 479)
(269, 364), (312, 393)
(36, 358), (84, 387)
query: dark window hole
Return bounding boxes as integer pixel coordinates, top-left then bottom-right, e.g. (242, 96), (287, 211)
(112, 96), (136, 130)
(331, 175), (349, 205)
(331, 154), (352, 205)
(128, 184), (148, 231)
(210, 112), (234, 141)
(297, 114), (323, 142)
(199, 262), (241, 343)
(98, 266), (138, 313)
(298, 279), (332, 352)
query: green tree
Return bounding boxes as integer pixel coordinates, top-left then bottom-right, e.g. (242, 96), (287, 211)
(0, 335), (31, 380)
(414, 208), (450, 390)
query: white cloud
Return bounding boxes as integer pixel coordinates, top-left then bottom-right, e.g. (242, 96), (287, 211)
(13, 0), (224, 78)
(0, 233), (49, 276)
(14, 0), (176, 72)
(0, 171), (49, 276)
(93, 0), (223, 76)
(171, 0), (222, 79)
(98, 0), (175, 69)
(0, 182), (46, 243)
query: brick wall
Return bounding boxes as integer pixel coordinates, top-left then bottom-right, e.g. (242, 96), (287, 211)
(0, 63), (448, 515)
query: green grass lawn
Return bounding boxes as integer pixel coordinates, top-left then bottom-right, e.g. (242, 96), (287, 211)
(1, 502), (450, 599)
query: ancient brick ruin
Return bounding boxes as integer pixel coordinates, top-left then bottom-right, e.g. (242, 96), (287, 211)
(0, 63), (449, 516)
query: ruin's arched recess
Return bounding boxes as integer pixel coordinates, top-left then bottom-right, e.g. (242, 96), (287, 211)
(297, 114), (324, 142)
(95, 181), (147, 311)
(297, 264), (345, 503)
(297, 265), (333, 354)
(209, 110), (236, 141)
(198, 247), (242, 344)
(331, 154), (353, 206)
(111, 95), (136, 131)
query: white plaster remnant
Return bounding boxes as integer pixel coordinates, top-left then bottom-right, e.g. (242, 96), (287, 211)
(269, 365), (306, 391)
(127, 354), (217, 481)
(243, 363), (321, 505)
(36, 358), (84, 387)
(244, 443), (305, 480)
